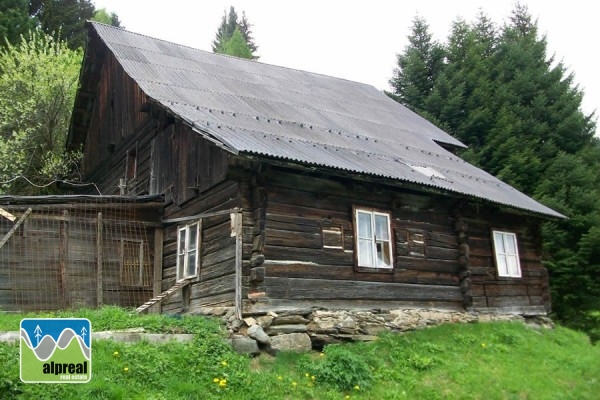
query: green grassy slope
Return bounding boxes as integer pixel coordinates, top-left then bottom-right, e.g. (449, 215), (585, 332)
(0, 307), (598, 399)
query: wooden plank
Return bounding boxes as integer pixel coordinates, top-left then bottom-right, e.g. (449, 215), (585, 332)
(264, 262), (459, 286)
(265, 228), (322, 249)
(152, 228), (163, 313)
(97, 212), (103, 306)
(487, 296), (531, 308)
(264, 277), (462, 302)
(0, 208), (31, 249)
(234, 211), (243, 319)
(243, 298), (464, 315)
(484, 284), (528, 297)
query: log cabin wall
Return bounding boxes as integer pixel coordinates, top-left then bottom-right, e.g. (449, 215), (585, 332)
(78, 51), (156, 196)
(463, 207), (550, 313)
(154, 123), (239, 314)
(241, 165), (464, 314)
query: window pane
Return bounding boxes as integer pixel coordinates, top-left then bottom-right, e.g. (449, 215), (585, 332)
(358, 238), (373, 266)
(178, 229), (186, 253)
(177, 254), (185, 279)
(374, 214), (389, 241)
(187, 250), (197, 277)
(376, 240), (391, 267)
(507, 255), (519, 276)
(494, 232), (505, 253)
(188, 223), (198, 251)
(505, 234), (517, 255)
(497, 255), (508, 276)
(357, 211), (372, 239)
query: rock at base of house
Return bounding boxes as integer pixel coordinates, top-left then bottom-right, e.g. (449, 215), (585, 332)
(228, 335), (260, 356)
(270, 333), (312, 353)
(247, 324), (271, 345)
(266, 324), (308, 335)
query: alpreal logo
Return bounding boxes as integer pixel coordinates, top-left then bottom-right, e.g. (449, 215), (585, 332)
(20, 318), (91, 383)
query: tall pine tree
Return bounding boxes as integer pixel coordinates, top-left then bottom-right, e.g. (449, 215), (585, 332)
(387, 16), (444, 113)
(389, 4), (599, 339)
(212, 6), (258, 59)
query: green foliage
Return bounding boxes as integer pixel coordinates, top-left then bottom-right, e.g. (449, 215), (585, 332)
(216, 27), (253, 59)
(1, 311), (599, 399)
(0, 0), (36, 48)
(306, 344), (374, 391)
(212, 6), (258, 59)
(29, 0), (96, 50)
(388, 3), (600, 339)
(91, 8), (121, 27)
(0, 29), (82, 194)
(387, 15), (445, 113)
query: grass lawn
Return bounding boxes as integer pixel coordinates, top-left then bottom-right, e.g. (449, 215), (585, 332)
(1, 306), (599, 399)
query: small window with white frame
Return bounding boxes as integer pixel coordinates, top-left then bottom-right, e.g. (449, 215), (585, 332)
(492, 230), (521, 278)
(354, 207), (393, 270)
(177, 221), (201, 281)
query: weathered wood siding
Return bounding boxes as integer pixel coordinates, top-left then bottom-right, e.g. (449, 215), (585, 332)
(465, 208), (550, 313)
(0, 205), (157, 311)
(154, 123), (237, 314)
(242, 167), (464, 313)
(80, 51), (154, 195)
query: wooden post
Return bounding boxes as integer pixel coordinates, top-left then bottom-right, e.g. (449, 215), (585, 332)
(59, 210), (69, 308)
(232, 210), (243, 319)
(151, 228), (164, 314)
(97, 212), (103, 306)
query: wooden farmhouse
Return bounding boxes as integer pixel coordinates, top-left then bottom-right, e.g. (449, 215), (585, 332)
(65, 22), (564, 320)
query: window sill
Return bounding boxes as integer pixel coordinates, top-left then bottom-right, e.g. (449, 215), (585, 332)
(355, 266), (394, 274)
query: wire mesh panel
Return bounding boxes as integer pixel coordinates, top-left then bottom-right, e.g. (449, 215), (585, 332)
(0, 196), (162, 312)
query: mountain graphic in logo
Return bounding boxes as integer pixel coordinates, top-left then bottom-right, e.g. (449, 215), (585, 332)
(20, 318), (92, 383)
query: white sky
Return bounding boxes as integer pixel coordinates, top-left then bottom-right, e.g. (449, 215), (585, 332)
(92, 0), (598, 123)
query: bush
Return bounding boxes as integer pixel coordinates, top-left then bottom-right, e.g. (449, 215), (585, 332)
(307, 344), (373, 391)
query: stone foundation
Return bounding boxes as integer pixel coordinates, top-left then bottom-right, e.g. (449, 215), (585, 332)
(217, 308), (553, 354)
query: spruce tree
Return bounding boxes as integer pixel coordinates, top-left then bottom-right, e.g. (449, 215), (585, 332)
(389, 4), (599, 338)
(212, 6), (258, 59)
(387, 16), (444, 112)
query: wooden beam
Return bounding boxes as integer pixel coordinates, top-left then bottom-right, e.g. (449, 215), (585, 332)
(0, 208), (32, 250)
(151, 228), (164, 314)
(97, 212), (103, 306)
(162, 207), (241, 225)
(233, 211), (243, 319)
(59, 210), (69, 308)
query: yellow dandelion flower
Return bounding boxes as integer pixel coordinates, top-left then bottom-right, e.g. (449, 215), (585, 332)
(219, 379), (227, 387)
(277, 376), (283, 381)
(319, 352), (325, 357)
(311, 375), (316, 381)
(123, 367), (129, 373)
(354, 385), (360, 391)
(345, 396), (351, 400)
(292, 381), (297, 387)
(481, 343), (487, 348)
(221, 360), (228, 366)
(113, 351), (119, 357)
(213, 378), (220, 383)
(305, 373), (310, 378)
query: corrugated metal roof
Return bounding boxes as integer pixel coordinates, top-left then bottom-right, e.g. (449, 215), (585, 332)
(88, 22), (564, 219)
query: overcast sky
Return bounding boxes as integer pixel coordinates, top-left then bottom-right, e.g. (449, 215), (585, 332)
(92, 0), (598, 122)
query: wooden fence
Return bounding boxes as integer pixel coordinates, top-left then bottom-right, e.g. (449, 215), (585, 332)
(0, 196), (162, 312)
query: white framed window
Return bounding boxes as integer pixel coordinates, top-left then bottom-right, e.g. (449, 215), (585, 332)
(177, 221), (201, 281)
(354, 207), (393, 269)
(492, 231), (521, 278)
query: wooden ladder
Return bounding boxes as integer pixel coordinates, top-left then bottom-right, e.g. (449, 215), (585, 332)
(136, 279), (190, 313)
